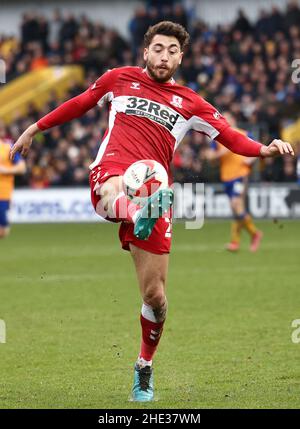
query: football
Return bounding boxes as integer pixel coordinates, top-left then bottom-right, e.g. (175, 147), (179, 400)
(122, 159), (168, 204)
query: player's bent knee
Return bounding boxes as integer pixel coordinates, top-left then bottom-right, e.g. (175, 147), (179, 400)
(96, 177), (124, 219)
(143, 286), (167, 320)
(144, 290), (166, 307)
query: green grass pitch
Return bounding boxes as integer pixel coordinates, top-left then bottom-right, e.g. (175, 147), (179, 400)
(0, 220), (299, 409)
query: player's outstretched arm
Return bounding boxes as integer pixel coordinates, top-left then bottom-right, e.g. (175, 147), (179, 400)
(10, 68), (120, 161)
(216, 127), (294, 158)
(10, 88), (100, 160)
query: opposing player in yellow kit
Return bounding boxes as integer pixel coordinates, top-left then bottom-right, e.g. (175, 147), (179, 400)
(0, 123), (26, 238)
(206, 112), (262, 252)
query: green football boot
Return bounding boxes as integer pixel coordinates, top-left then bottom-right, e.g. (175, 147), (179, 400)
(134, 188), (173, 240)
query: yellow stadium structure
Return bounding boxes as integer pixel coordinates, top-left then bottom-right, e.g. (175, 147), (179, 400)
(0, 65), (84, 124)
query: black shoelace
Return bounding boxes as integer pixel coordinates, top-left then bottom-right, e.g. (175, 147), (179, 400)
(138, 366), (152, 391)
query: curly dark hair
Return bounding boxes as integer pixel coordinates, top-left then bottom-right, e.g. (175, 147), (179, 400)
(144, 21), (190, 52)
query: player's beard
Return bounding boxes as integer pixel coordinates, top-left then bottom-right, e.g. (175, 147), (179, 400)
(146, 59), (178, 83)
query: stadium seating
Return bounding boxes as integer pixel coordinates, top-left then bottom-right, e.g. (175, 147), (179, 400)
(0, 2), (299, 187)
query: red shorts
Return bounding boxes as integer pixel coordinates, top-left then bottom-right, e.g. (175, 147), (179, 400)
(89, 163), (172, 255)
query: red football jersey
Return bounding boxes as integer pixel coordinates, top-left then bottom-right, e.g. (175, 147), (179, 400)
(88, 66), (230, 173)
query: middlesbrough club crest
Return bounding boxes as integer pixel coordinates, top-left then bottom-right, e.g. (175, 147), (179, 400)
(170, 95), (183, 109)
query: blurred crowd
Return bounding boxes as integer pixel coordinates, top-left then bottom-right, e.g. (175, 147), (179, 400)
(0, 0), (300, 187)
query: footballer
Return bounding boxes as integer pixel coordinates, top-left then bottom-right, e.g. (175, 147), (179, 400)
(205, 111), (263, 252)
(11, 21), (294, 401)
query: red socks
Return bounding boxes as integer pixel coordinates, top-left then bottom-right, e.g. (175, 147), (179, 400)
(139, 311), (165, 362)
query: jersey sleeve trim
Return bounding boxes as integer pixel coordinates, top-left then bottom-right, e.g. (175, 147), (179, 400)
(97, 91), (114, 107)
(190, 115), (229, 139)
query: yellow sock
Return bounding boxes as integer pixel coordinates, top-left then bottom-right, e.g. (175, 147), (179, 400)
(242, 214), (257, 236)
(231, 220), (242, 243)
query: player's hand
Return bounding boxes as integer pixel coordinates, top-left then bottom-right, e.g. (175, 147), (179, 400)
(10, 123), (39, 160)
(10, 130), (33, 160)
(260, 139), (294, 157)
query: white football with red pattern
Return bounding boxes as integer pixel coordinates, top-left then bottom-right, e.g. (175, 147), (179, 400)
(122, 159), (168, 204)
